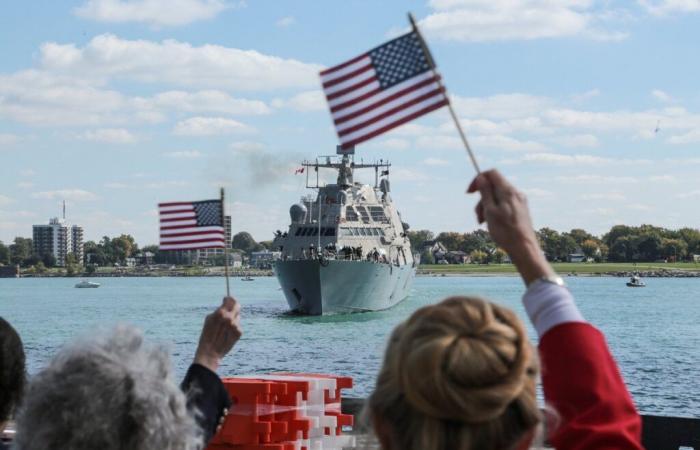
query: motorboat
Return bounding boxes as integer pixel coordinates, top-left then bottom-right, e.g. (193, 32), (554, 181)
(241, 275), (254, 281)
(75, 280), (100, 288)
(626, 275), (645, 287)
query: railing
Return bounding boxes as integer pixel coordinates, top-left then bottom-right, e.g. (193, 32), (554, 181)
(340, 398), (700, 450)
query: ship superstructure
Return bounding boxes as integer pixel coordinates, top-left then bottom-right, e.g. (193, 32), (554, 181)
(272, 150), (417, 314)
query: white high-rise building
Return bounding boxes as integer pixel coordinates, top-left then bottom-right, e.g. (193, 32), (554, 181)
(33, 218), (84, 267)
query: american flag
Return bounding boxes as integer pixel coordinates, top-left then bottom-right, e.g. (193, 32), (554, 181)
(320, 31), (448, 148)
(159, 199), (226, 250)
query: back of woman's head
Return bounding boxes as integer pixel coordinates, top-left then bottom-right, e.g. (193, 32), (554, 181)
(369, 296), (540, 450)
(0, 317), (25, 423)
(14, 325), (201, 450)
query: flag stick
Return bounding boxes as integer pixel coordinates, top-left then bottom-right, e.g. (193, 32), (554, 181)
(408, 12), (481, 174)
(220, 187), (231, 297)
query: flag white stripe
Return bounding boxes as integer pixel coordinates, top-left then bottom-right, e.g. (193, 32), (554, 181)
(160, 219), (197, 227)
(159, 212), (196, 220)
(322, 68), (376, 96)
(327, 80), (382, 108)
(335, 82), (442, 132)
(339, 94), (447, 144)
(159, 242), (225, 250)
(160, 233), (225, 243)
(320, 56), (372, 84)
(331, 72), (437, 120)
(160, 226), (224, 236)
(158, 205), (194, 213)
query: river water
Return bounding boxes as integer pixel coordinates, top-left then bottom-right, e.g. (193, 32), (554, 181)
(1, 275), (698, 417)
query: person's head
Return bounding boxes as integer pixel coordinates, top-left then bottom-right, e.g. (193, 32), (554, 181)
(14, 325), (201, 450)
(368, 296), (540, 450)
(0, 317), (26, 427)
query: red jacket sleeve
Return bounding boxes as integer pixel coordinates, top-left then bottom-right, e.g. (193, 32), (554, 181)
(539, 322), (643, 450)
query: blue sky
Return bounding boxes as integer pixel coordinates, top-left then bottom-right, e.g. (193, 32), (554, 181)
(2, 0), (700, 246)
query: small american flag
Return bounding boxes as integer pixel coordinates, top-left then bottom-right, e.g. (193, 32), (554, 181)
(159, 199), (226, 250)
(320, 30), (448, 148)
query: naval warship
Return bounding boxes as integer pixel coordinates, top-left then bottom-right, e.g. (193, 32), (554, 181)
(272, 149), (418, 315)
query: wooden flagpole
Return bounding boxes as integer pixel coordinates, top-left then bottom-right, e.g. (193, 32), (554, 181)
(220, 187), (231, 297)
(408, 12), (481, 175)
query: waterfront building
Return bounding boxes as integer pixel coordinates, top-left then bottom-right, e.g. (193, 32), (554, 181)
(250, 250), (281, 269)
(32, 218), (84, 267)
(194, 215), (232, 263)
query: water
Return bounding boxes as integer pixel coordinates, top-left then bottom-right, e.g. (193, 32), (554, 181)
(1, 275), (699, 418)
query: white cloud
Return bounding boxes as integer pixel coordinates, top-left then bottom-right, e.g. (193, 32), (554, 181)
(105, 182), (129, 189)
(366, 138), (412, 150)
(651, 89), (674, 103)
(419, 0), (626, 42)
(0, 133), (21, 146)
(20, 169), (36, 177)
(148, 90), (270, 115)
(523, 188), (554, 198)
(423, 157), (449, 166)
(173, 117), (254, 136)
(164, 150), (203, 158)
(230, 141), (266, 152)
(453, 93), (553, 120)
(472, 134), (547, 152)
(640, 0), (700, 15)
(276, 16), (296, 27)
(40, 34), (322, 91)
(649, 175), (678, 183)
(144, 181), (191, 189)
(555, 174), (639, 183)
(74, 0), (230, 27)
(31, 189), (98, 201)
(677, 190), (700, 199)
(17, 182), (34, 189)
(580, 192), (627, 201)
(518, 152), (612, 165)
(75, 128), (137, 143)
(272, 90), (326, 112)
(668, 129), (700, 144)
(571, 89), (601, 103)
(0, 195), (14, 206)
(551, 134), (600, 148)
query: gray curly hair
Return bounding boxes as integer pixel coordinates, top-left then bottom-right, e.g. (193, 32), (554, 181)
(13, 325), (202, 450)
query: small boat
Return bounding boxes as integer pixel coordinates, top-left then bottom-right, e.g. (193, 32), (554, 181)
(626, 275), (645, 287)
(75, 280), (100, 288)
(241, 275), (254, 281)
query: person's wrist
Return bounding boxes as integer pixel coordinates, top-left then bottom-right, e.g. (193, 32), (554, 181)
(508, 235), (555, 285)
(194, 349), (220, 373)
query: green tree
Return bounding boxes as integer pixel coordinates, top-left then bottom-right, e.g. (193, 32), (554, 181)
(609, 236), (635, 262)
(661, 238), (687, 261)
(34, 261), (47, 274)
(580, 239), (600, 259)
(110, 234), (137, 264)
(420, 248), (435, 265)
(568, 229), (595, 246)
(491, 248), (507, 264)
(406, 230), (434, 251)
(636, 233), (662, 261)
(42, 252), (57, 268)
(537, 228), (561, 261)
(436, 232), (464, 252)
(231, 232), (262, 254)
(469, 249), (488, 264)
(10, 237), (33, 266)
(258, 240), (274, 250)
(678, 228), (700, 255)
(0, 241), (9, 265)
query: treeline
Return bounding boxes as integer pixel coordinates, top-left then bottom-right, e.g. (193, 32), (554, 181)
(407, 224), (700, 263)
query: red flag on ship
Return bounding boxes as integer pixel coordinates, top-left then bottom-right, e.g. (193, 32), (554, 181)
(295, 167), (305, 174)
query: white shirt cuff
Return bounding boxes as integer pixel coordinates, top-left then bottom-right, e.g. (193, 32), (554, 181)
(523, 281), (585, 338)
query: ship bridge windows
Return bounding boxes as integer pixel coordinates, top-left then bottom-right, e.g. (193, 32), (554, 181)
(339, 227), (385, 237)
(368, 206), (388, 223)
(345, 206), (359, 221)
(356, 206), (371, 223)
(294, 226), (337, 237)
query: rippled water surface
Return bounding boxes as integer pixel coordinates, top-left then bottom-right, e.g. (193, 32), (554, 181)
(1, 275), (699, 417)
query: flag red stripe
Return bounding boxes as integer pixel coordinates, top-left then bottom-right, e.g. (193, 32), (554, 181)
(340, 99), (449, 148)
(159, 237), (225, 246)
(337, 88), (445, 138)
(320, 53), (369, 76)
(329, 87), (383, 113)
(160, 230), (224, 238)
(159, 224), (202, 230)
(160, 217), (196, 223)
(159, 209), (194, 215)
(333, 77), (440, 125)
(321, 64), (373, 89)
(158, 201), (193, 207)
(326, 76), (378, 101)
(160, 243), (225, 250)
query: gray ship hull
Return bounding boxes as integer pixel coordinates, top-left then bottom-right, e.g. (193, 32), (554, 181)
(274, 259), (416, 315)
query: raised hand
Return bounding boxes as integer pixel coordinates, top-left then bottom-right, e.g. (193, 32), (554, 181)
(194, 296), (242, 372)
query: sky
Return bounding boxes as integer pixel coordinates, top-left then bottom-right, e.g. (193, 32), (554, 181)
(1, 0), (700, 246)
